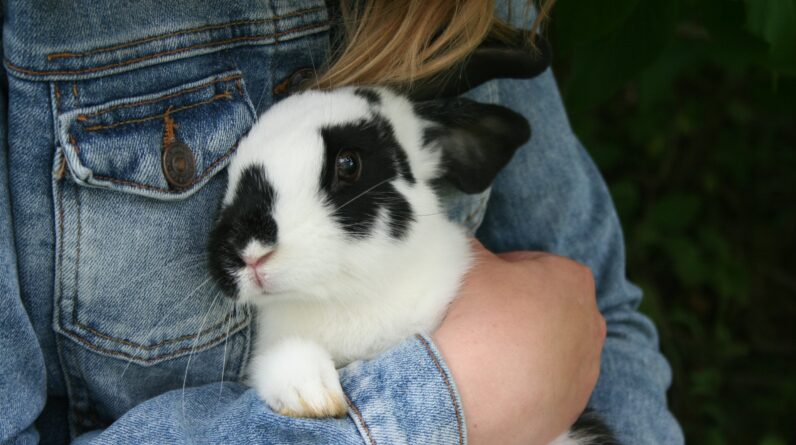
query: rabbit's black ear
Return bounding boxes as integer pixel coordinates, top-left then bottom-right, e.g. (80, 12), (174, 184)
(409, 30), (552, 101)
(416, 98), (530, 194)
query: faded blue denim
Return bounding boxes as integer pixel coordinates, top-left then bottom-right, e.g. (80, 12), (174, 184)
(0, 0), (684, 444)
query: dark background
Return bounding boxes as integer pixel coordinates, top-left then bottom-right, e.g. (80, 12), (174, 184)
(547, 1), (795, 443)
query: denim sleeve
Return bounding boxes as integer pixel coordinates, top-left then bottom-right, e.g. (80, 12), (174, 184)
(78, 335), (464, 445)
(0, 50), (47, 445)
(476, 71), (685, 444)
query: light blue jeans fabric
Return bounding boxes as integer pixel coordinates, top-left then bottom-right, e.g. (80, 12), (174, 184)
(0, 1), (684, 444)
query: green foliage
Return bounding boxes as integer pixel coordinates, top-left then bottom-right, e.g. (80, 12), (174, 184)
(549, 1), (796, 443)
(746, 0), (796, 73)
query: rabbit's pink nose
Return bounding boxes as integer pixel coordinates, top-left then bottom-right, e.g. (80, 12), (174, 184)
(243, 251), (274, 268)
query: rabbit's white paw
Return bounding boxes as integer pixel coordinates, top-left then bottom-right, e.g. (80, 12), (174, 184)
(249, 338), (347, 418)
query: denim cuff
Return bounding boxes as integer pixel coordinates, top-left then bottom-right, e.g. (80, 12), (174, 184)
(339, 334), (466, 445)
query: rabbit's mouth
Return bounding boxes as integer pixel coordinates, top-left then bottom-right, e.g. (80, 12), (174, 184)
(239, 265), (274, 297)
(242, 247), (275, 290)
(248, 268), (267, 290)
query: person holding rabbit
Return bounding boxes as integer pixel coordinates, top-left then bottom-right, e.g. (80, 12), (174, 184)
(0, 1), (682, 444)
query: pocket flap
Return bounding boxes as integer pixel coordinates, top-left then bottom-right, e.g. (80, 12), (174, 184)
(57, 71), (255, 200)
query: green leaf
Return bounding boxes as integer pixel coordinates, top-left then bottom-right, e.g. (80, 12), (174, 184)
(561, 0), (679, 110)
(745, 0), (796, 73)
(665, 236), (705, 287)
(758, 434), (787, 445)
(649, 194), (701, 234)
(609, 179), (640, 222)
(637, 38), (704, 110)
(552, 0), (640, 52)
(696, 0), (770, 71)
(692, 367), (723, 396)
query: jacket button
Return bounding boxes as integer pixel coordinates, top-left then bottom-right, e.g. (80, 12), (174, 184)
(162, 141), (195, 189)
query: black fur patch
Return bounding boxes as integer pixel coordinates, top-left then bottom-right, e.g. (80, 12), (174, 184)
(416, 98), (530, 194)
(354, 88), (381, 105)
(408, 31), (552, 101)
(320, 115), (415, 240)
(393, 140), (416, 185)
(207, 166), (278, 298)
(570, 409), (620, 445)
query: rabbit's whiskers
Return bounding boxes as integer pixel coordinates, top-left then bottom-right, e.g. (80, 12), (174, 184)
(182, 291), (222, 416)
(333, 176), (398, 213)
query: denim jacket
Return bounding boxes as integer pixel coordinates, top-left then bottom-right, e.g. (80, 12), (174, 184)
(0, 1), (684, 444)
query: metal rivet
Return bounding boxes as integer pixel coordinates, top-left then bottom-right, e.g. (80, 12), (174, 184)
(162, 141), (195, 189)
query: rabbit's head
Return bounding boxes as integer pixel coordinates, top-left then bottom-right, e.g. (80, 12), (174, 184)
(208, 87), (529, 303)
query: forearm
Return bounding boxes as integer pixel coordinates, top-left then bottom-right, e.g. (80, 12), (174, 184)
(83, 335), (464, 444)
(472, 65), (684, 443)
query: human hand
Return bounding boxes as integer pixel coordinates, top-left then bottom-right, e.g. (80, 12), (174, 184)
(433, 239), (606, 445)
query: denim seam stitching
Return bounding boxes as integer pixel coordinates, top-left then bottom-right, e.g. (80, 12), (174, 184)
(344, 394), (377, 445)
(74, 311), (247, 350)
(77, 75), (241, 120)
(54, 82), (62, 111)
(72, 82), (81, 106)
(56, 82), (65, 309)
(46, 6), (325, 60)
(71, 187), (82, 326)
(81, 91), (233, 131)
(416, 334), (465, 445)
(52, 82), (83, 438)
(59, 317), (250, 363)
(5, 22), (329, 77)
(57, 178), (65, 307)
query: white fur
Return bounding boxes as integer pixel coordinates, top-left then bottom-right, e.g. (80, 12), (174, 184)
(223, 88), (473, 418)
(220, 88), (603, 445)
(549, 429), (608, 445)
(549, 433), (580, 445)
(247, 337), (347, 417)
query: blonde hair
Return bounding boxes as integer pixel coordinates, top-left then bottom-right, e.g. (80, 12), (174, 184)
(314, 0), (554, 89)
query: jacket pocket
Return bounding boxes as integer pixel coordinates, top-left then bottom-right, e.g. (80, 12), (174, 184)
(53, 71), (254, 366)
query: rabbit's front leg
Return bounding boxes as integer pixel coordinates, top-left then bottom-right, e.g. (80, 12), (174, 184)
(248, 337), (348, 418)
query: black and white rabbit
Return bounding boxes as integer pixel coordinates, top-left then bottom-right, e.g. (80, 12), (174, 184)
(207, 87), (617, 445)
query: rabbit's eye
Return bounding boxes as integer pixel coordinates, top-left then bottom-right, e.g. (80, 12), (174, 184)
(336, 150), (362, 182)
